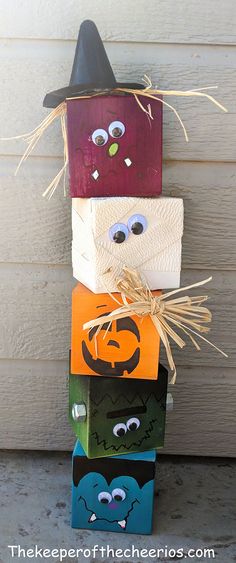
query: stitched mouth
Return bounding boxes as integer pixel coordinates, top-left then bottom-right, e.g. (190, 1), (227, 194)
(78, 496), (139, 529)
(91, 418), (158, 452)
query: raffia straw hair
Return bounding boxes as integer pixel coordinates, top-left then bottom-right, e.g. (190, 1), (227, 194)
(83, 267), (228, 384)
(1, 77), (227, 198)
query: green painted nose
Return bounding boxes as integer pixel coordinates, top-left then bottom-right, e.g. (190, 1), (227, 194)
(108, 142), (119, 157)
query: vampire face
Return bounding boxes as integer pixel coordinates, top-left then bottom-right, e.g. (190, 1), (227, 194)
(72, 196), (184, 293)
(72, 455), (155, 533)
(71, 284), (161, 380)
(67, 94), (162, 198)
(69, 368), (168, 458)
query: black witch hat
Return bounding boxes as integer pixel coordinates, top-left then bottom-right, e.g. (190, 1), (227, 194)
(43, 20), (144, 108)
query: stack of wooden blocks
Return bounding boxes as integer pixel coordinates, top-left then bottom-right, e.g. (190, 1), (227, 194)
(44, 20), (184, 534)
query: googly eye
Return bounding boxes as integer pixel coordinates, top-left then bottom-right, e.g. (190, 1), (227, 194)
(108, 121), (125, 139)
(127, 214), (147, 235)
(98, 491), (112, 504)
(92, 129), (108, 146)
(126, 417), (140, 431)
(112, 488), (126, 502)
(109, 223), (129, 244)
(113, 423), (127, 437)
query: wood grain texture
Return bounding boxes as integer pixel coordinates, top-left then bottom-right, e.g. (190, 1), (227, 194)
(0, 359), (235, 456)
(0, 41), (233, 161)
(0, 0), (235, 45)
(0, 0), (235, 456)
(67, 94), (162, 197)
(1, 158), (235, 270)
(0, 359), (74, 450)
(164, 161), (236, 270)
(0, 263), (74, 361)
(0, 158), (71, 264)
(0, 263), (234, 367)
(164, 366), (236, 457)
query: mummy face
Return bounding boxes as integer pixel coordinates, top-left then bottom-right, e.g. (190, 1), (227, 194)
(72, 196), (184, 293)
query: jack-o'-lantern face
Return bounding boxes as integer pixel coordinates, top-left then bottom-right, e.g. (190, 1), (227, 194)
(82, 314), (140, 376)
(71, 283), (161, 380)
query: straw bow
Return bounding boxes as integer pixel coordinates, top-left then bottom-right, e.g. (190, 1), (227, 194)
(83, 268), (227, 384)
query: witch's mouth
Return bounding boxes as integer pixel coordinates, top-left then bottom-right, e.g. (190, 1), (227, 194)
(79, 496), (139, 529)
(91, 158), (133, 181)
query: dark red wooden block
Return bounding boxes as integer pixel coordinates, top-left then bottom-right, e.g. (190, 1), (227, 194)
(67, 94), (162, 198)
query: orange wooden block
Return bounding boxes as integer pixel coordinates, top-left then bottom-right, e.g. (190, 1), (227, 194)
(71, 282), (161, 380)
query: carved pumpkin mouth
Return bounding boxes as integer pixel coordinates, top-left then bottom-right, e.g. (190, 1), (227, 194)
(107, 339), (120, 348)
(82, 341), (140, 376)
(82, 315), (141, 376)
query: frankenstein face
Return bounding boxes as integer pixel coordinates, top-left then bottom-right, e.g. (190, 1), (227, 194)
(90, 385), (167, 456)
(69, 368), (168, 458)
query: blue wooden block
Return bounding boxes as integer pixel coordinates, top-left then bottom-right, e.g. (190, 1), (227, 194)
(72, 440), (156, 534)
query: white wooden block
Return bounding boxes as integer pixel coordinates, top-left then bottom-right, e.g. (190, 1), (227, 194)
(72, 197), (184, 293)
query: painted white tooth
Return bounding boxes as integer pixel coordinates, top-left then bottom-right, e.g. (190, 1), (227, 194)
(124, 157), (132, 167)
(91, 169), (99, 180)
(118, 519), (126, 529)
(89, 513), (97, 522)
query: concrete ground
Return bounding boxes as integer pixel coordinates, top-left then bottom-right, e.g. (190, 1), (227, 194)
(0, 452), (235, 563)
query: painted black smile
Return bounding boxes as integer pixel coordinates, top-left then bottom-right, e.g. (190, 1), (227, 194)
(82, 341), (140, 376)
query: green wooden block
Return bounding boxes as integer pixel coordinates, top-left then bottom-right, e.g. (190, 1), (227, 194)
(69, 362), (168, 458)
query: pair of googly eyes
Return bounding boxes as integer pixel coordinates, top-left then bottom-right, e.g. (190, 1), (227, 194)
(113, 417), (140, 437)
(92, 121), (125, 146)
(98, 488), (126, 504)
(109, 214), (147, 244)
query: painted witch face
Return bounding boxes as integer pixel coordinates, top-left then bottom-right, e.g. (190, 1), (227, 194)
(67, 94), (162, 198)
(69, 369), (168, 458)
(71, 283), (160, 380)
(72, 451), (156, 534)
(72, 196), (184, 293)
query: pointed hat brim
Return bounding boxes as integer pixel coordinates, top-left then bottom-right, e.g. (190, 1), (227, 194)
(43, 82), (145, 108)
(43, 20), (144, 108)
